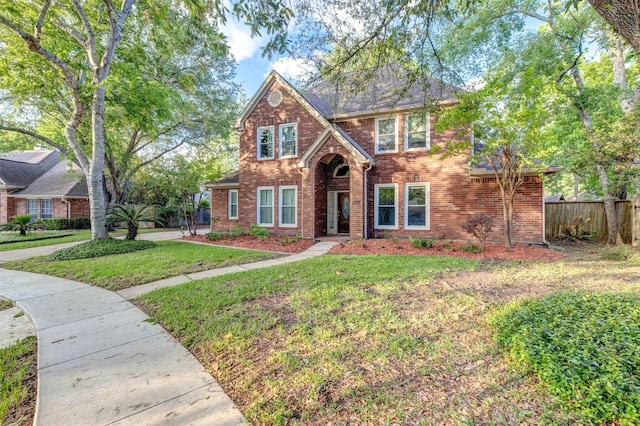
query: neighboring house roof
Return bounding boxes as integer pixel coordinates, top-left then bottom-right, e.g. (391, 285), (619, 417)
(10, 159), (88, 198)
(304, 65), (460, 119)
(544, 194), (565, 202)
(0, 150), (60, 189)
(469, 159), (562, 177)
(207, 171), (240, 189)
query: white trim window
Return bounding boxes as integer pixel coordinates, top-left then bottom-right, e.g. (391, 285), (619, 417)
(279, 185), (297, 227)
(375, 116), (398, 153)
(279, 123), (297, 158)
(404, 183), (430, 229)
(27, 199), (38, 217)
(228, 189), (238, 220)
(41, 199), (53, 218)
(404, 113), (430, 150)
(374, 184), (398, 229)
(257, 126), (274, 160)
(257, 186), (274, 226)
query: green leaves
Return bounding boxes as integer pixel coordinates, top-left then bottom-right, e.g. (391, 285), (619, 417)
(492, 292), (640, 424)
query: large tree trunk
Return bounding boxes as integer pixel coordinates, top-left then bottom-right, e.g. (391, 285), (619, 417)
(89, 86), (109, 239)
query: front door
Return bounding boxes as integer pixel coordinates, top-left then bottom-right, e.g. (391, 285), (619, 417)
(337, 192), (350, 234)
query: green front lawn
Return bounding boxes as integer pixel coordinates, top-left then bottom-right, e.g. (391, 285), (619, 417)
(0, 337), (37, 425)
(136, 250), (640, 424)
(3, 241), (281, 290)
(0, 227), (172, 252)
(0, 231), (91, 251)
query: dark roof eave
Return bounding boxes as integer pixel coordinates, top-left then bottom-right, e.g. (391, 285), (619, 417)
(469, 165), (563, 178)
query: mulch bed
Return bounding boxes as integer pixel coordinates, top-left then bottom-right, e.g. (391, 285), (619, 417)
(183, 235), (317, 254)
(186, 233), (566, 261)
(329, 239), (567, 261)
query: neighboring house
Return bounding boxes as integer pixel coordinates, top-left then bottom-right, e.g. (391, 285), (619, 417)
(0, 150), (89, 224)
(208, 69), (553, 244)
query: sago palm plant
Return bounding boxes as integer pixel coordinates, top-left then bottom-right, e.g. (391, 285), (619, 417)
(1, 214), (45, 235)
(108, 204), (160, 240)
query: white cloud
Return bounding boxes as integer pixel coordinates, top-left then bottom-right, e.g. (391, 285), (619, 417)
(268, 57), (314, 81)
(221, 18), (265, 62)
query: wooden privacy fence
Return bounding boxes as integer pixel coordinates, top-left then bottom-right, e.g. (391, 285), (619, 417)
(545, 199), (640, 245)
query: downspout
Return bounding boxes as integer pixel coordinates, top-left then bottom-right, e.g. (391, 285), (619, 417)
(363, 162), (373, 239)
(62, 196), (70, 219)
(297, 167), (304, 238)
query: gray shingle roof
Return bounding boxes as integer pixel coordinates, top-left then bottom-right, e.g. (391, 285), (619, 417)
(0, 150), (60, 188)
(303, 66), (460, 118)
(11, 159), (88, 198)
(207, 171), (239, 188)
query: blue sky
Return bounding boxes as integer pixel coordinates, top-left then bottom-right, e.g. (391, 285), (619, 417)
(221, 17), (310, 98)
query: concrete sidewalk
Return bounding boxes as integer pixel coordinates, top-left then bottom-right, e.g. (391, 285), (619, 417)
(0, 268), (245, 426)
(0, 239), (338, 425)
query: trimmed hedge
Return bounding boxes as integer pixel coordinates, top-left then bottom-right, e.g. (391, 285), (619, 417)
(41, 218), (91, 230)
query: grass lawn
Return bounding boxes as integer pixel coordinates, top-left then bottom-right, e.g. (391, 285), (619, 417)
(136, 248), (640, 424)
(0, 227), (173, 252)
(3, 241), (281, 290)
(0, 337), (37, 425)
(0, 231), (91, 251)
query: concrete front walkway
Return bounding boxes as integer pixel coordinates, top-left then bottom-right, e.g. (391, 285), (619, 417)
(0, 239), (338, 425)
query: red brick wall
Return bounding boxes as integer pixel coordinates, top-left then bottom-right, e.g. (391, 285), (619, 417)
(0, 190), (8, 224)
(7, 197), (90, 220)
(209, 82), (545, 243)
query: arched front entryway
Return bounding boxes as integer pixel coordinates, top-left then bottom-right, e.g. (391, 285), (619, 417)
(314, 154), (351, 236)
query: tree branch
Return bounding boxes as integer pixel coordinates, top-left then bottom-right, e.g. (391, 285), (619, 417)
(34, 0), (53, 40)
(71, 0), (100, 67)
(0, 125), (70, 156)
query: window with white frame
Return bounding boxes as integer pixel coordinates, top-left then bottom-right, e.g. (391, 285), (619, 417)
(228, 189), (238, 220)
(404, 113), (430, 150)
(257, 126), (274, 160)
(41, 199), (53, 218)
(279, 186), (297, 227)
(257, 187), (274, 226)
(375, 116), (398, 153)
(405, 183), (430, 229)
(279, 123), (297, 158)
(27, 199), (38, 217)
(374, 184), (398, 229)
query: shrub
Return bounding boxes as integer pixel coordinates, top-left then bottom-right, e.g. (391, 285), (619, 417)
(250, 224), (269, 240)
(460, 242), (482, 253)
(108, 204), (161, 240)
(601, 245), (633, 261)
(1, 214), (46, 235)
(49, 238), (157, 261)
(156, 205), (181, 228)
(559, 216), (595, 241)
(206, 232), (227, 241)
(462, 214), (494, 246)
(491, 292), (640, 424)
(40, 218), (91, 230)
(280, 235), (301, 245)
(409, 237), (436, 249)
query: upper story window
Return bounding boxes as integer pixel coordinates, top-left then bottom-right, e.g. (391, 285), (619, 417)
(257, 126), (274, 160)
(375, 116), (398, 154)
(279, 123), (297, 158)
(405, 113), (430, 150)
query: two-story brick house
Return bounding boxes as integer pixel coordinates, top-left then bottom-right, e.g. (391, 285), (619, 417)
(208, 69), (549, 244)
